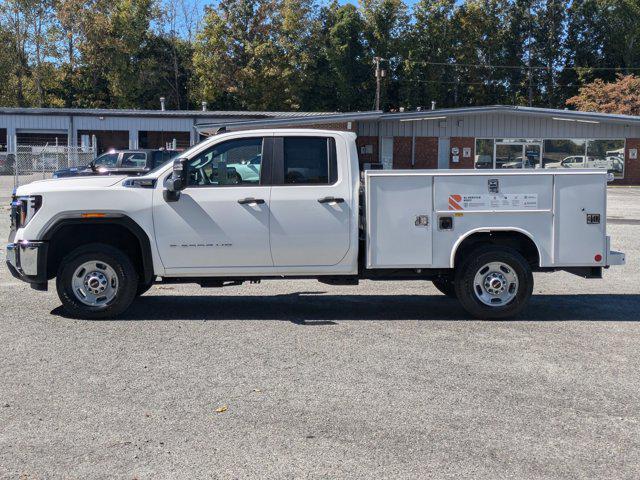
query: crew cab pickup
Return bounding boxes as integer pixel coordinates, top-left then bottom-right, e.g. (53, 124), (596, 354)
(6, 129), (625, 319)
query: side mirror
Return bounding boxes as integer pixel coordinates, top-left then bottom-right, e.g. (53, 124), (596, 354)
(164, 158), (187, 202)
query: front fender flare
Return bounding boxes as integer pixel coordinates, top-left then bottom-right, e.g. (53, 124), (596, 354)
(40, 215), (154, 284)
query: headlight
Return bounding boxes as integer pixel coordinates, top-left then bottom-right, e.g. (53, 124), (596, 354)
(14, 195), (42, 228)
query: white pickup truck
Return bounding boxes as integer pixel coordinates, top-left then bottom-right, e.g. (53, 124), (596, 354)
(7, 129), (625, 319)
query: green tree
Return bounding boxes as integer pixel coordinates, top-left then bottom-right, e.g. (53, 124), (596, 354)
(502, 0), (533, 105)
(0, 24), (22, 106)
(450, 0), (510, 106)
(532, 0), (566, 107)
(106, 0), (160, 107)
(192, 0), (287, 110)
(325, 2), (371, 110)
(274, 0), (316, 109)
(360, 0), (408, 109)
(401, 0), (456, 108)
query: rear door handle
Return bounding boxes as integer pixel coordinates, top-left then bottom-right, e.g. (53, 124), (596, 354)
(317, 196), (345, 204)
(238, 197), (265, 205)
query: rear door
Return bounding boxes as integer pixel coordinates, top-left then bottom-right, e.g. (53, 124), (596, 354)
(268, 135), (352, 268)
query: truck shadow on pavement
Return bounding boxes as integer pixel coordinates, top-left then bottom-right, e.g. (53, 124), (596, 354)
(52, 292), (640, 322)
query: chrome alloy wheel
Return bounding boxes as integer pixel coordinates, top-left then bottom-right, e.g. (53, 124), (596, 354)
(473, 261), (519, 307)
(71, 261), (119, 306)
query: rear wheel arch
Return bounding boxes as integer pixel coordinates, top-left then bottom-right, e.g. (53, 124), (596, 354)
(451, 228), (541, 269)
(42, 216), (154, 285)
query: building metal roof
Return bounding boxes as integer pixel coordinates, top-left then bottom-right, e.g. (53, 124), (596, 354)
(2, 105), (639, 130)
(195, 105), (640, 133)
(197, 111), (382, 132)
(0, 107), (334, 119)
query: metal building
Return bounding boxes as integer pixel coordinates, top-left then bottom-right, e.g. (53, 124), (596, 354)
(0, 107), (330, 153)
(197, 105), (640, 185)
(2, 105), (640, 185)
(0, 107), (333, 185)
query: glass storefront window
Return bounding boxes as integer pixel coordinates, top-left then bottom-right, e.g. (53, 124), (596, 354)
(587, 139), (625, 177)
(475, 139), (493, 169)
(542, 139), (586, 169)
(476, 138), (625, 177)
(495, 144), (522, 169)
(543, 139), (625, 177)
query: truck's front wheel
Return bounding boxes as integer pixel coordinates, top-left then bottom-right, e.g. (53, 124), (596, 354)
(454, 246), (533, 319)
(56, 243), (138, 319)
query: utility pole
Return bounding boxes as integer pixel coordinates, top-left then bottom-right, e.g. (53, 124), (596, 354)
(374, 57), (385, 111)
(527, 4), (533, 107)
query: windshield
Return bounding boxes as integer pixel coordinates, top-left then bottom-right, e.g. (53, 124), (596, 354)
(93, 152), (119, 167)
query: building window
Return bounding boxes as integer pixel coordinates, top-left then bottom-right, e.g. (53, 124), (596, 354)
(476, 138), (625, 178)
(542, 139), (586, 168)
(475, 139), (493, 169)
(587, 139), (625, 178)
(543, 139), (625, 178)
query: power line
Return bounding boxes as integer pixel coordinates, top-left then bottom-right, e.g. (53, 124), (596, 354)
(406, 78), (586, 89)
(402, 59), (640, 71)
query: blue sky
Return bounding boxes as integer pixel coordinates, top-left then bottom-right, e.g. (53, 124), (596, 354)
(168, 0), (424, 26)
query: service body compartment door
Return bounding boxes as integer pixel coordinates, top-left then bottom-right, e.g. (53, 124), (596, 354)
(554, 173), (606, 265)
(366, 174), (433, 268)
(432, 173), (554, 267)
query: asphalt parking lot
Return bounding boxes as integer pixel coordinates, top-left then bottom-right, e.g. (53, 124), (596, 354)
(1, 176), (639, 479)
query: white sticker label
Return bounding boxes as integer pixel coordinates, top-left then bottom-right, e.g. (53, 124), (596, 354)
(448, 194), (538, 211)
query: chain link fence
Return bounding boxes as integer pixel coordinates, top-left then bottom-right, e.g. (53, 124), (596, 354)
(11, 144), (96, 188)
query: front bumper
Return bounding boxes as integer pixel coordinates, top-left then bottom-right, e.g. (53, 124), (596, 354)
(6, 241), (48, 289)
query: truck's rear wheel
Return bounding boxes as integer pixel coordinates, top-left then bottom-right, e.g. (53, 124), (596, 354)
(432, 278), (457, 298)
(56, 243), (138, 319)
(454, 246), (533, 319)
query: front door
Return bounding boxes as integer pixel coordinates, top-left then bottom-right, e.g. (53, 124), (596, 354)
(438, 138), (450, 169)
(495, 142), (542, 169)
(153, 136), (273, 272)
(269, 135), (352, 268)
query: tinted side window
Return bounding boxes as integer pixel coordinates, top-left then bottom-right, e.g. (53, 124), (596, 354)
(93, 153), (119, 167)
(187, 138), (264, 186)
(283, 137), (333, 185)
(121, 152), (147, 168)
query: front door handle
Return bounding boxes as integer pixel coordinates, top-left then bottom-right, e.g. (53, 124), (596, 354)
(238, 197), (265, 205)
(318, 196), (345, 204)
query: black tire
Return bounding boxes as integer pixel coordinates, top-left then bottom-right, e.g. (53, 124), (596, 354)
(56, 243), (139, 319)
(432, 278), (457, 298)
(454, 246), (533, 320)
